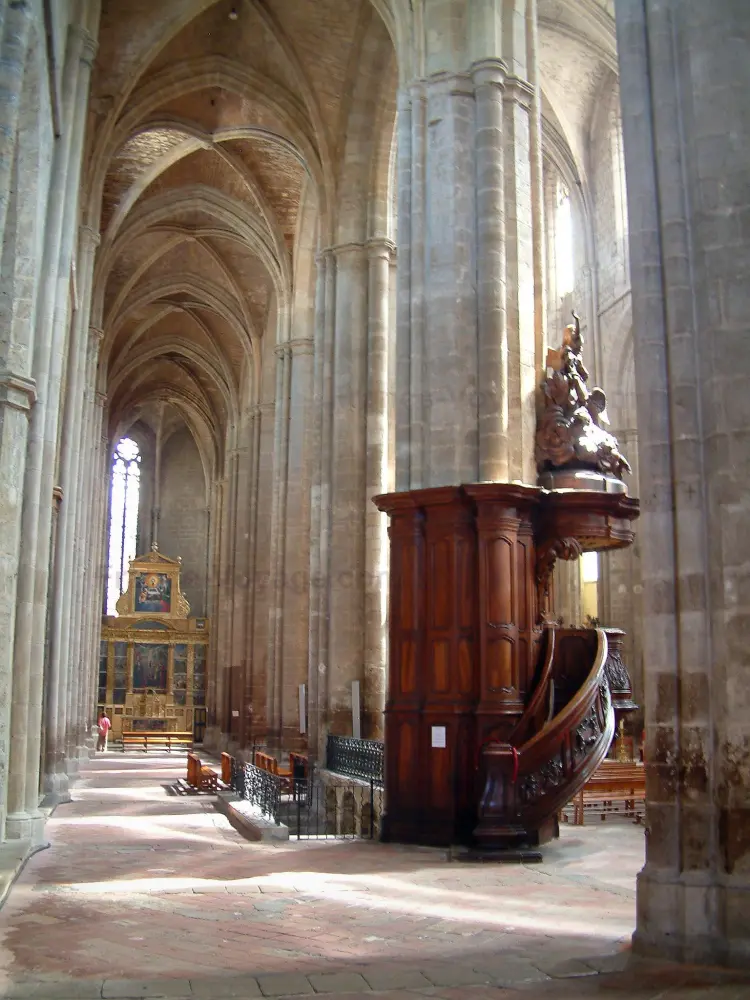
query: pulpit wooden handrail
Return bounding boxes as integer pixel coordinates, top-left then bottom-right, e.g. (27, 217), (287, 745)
(508, 627), (556, 747)
(477, 629), (615, 838)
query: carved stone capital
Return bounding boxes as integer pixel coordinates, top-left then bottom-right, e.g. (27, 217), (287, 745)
(503, 75), (535, 110)
(73, 27), (98, 68)
(314, 247), (334, 267)
(80, 226), (101, 252)
(471, 58), (508, 90)
(0, 371), (36, 414)
(366, 237), (396, 261)
(288, 337), (314, 357)
(331, 241), (367, 260)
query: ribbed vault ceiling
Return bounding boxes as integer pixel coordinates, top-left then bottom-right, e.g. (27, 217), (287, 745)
(88, 0), (617, 477)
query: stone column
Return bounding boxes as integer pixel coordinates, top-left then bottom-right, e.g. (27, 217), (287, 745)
(266, 344), (291, 745)
(364, 239), (393, 738)
(0, 0), (33, 250)
(69, 329), (104, 761)
(6, 23), (95, 841)
(616, 0), (750, 968)
(215, 457), (236, 737)
(205, 476), (224, 736)
(45, 225), (100, 791)
(397, 0), (543, 490)
(423, 71), (478, 485)
(0, 373), (36, 838)
(279, 337), (314, 748)
(229, 410), (252, 744)
(326, 244), (368, 736)
(474, 59), (509, 482)
(394, 90), (414, 491)
(307, 249), (333, 759)
(78, 392), (107, 753)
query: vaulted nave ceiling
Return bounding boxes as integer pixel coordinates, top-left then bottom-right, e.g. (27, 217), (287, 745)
(87, 0), (396, 478)
(86, 0), (617, 475)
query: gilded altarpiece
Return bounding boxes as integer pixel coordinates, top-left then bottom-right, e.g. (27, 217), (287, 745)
(99, 548), (209, 740)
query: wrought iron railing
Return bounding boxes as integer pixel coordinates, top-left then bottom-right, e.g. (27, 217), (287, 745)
(326, 735), (384, 786)
(230, 756), (281, 823)
(283, 773), (383, 840)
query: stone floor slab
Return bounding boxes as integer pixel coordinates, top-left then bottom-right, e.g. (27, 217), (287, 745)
(102, 979), (192, 998)
(359, 968), (432, 991)
(306, 973), (370, 994)
(189, 974), (262, 997)
(418, 966), (492, 988)
(1, 982), (104, 999)
(256, 974), (314, 997)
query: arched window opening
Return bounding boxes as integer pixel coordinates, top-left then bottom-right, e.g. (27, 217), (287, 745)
(556, 186), (575, 298)
(581, 551), (599, 622)
(106, 437), (141, 616)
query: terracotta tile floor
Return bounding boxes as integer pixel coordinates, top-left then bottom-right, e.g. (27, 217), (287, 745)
(0, 754), (747, 999)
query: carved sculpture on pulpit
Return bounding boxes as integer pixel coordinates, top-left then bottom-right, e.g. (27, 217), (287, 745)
(99, 546), (209, 741)
(536, 313), (632, 487)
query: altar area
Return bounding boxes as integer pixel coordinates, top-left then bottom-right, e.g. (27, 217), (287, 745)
(99, 547), (209, 742)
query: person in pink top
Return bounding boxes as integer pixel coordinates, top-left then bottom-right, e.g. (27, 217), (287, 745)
(96, 711), (111, 752)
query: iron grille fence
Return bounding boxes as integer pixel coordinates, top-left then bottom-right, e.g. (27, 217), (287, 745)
(283, 768), (383, 840)
(326, 735), (384, 785)
(230, 756), (281, 823)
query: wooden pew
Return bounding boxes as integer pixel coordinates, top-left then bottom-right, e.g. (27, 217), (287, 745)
(121, 730), (193, 753)
(253, 750), (308, 795)
(573, 760), (645, 825)
(185, 752), (218, 793)
(221, 752), (232, 785)
(254, 751), (279, 775)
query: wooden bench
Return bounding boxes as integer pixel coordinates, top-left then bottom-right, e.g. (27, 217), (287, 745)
(184, 752), (218, 793)
(253, 750), (309, 795)
(573, 761), (645, 825)
(121, 730), (194, 753)
(221, 751), (233, 785)
(254, 751), (279, 775)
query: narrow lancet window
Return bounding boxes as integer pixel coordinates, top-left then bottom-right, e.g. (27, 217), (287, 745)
(556, 188), (575, 298)
(106, 437), (141, 615)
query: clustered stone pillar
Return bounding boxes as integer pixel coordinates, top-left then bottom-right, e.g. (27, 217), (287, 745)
(396, 0), (544, 492)
(278, 337), (314, 749)
(43, 225), (101, 796)
(307, 238), (393, 754)
(0, 0), (33, 249)
(364, 240), (394, 739)
(616, 0), (750, 967)
(6, 20), (97, 840)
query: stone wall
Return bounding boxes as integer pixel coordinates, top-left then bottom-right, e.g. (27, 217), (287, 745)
(158, 427), (209, 617)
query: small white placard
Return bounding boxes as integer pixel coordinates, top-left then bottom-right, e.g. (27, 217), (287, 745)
(431, 725), (447, 748)
(231, 710), (239, 718)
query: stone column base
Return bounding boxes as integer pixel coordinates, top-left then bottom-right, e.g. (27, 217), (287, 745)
(43, 769), (71, 801)
(634, 868), (750, 969)
(4, 810), (47, 846)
